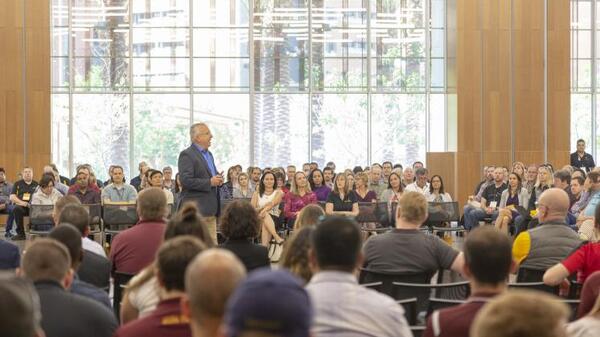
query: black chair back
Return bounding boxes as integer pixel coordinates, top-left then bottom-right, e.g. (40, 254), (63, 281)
(102, 204), (138, 226)
(516, 267), (546, 282)
(356, 202), (391, 227)
(563, 299), (581, 322)
(359, 269), (431, 299)
(113, 271), (135, 320)
(424, 202), (460, 226)
(29, 205), (55, 233)
(392, 280), (471, 314)
(396, 298), (418, 325)
(508, 281), (560, 295)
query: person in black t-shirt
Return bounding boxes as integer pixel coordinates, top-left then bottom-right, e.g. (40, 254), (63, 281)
(464, 167), (507, 230)
(570, 139), (596, 172)
(9, 167), (39, 240)
(325, 172), (359, 217)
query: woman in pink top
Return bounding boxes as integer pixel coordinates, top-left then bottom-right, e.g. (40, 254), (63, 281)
(284, 171), (317, 226)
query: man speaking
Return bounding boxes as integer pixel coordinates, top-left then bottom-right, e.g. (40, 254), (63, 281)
(178, 123), (223, 244)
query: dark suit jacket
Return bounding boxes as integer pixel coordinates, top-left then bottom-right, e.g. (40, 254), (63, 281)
(35, 280), (117, 337)
(178, 144), (220, 217)
(220, 239), (270, 272)
(0, 240), (20, 270)
(570, 152), (596, 172)
(78, 250), (111, 290)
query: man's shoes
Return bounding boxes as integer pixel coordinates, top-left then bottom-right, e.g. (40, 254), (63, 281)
(4, 232), (13, 239)
(11, 234), (26, 241)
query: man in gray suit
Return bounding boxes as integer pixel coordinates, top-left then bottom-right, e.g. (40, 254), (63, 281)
(178, 123), (224, 244)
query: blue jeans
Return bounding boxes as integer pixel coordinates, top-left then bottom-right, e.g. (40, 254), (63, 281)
(4, 204), (16, 236)
(465, 208), (498, 230)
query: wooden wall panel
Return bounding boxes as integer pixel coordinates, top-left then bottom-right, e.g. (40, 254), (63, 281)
(547, 0), (570, 168)
(0, 0), (49, 181)
(0, 0), (24, 181)
(426, 152), (457, 200)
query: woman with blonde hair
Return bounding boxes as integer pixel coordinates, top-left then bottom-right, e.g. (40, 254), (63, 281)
(354, 171), (377, 202)
(512, 161), (526, 180)
(527, 164), (553, 211)
(293, 204), (325, 230)
(283, 171), (317, 226)
(279, 226), (315, 284)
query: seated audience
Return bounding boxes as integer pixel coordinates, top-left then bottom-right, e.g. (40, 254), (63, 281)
(554, 169), (575, 207)
(101, 165), (137, 204)
(523, 164), (538, 193)
(526, 164), (554, 212)
(382, 161), (393, 181)
(427, 174), (452, 202)
(110, 187), (167, 275)
(325, 172), (359, 217)
(113, 236), (206, 337)
(571, 175), (585, 207)
(307, 215), (411, 337)
(293, 204), (325, 230)
(354, 172), (377, 202)
(220, 166), (237, 200)
(568, 293), (600, 337)
(274, 170), (289, 194)
(0, 167), (13, 213)
(147, 169), (174, 206)
(9, 167), (39, 240)
(285, 165), (296, 189)
(42, 165), (68, 195)
(402, 166), (415, 187)
(573, 168), (587, 180)
(471, 290), (569, 337)
(120, 202), (213, 324)
(280, 226), (315, 284)
(368, 164), (386, 199)
(251, 171), (285, 245)
(405, 167), (430, 195)
(346, 171), (355, 190)
(380, 172), (403, 203)
(67, 166), (101, 205)
(130, 161), (148, 192)
(232, 172), (254, 199)
(162, 166), (175, 191)
(513, 188), (581, 281)
(182, 249), (247, 337)
(0, 274), (44, 337)
(464, 167), (506, 231)
(173, 172), (182, 203)
(48, 224), (111, 308)
(309, 168), (332, 202)
(0, 239), (20, 270)
(578, 201), (600, 242)
(572, 172), (600, 219)
(221, 269), (312, 337)
(220, 200), (269, 271)
(363, 192), (464, 277)
(323, 166), (335, 188)
(31, 174), (62, 205)
(248, 166), (262, 190)
(284, 171), (317, 225)
(494, 172), (530, 234)
(19, 239), (117, 337)
(576, 271), (600, 318)
(59, 203), (105, 257)
(424, 227), (514, 337)
(512, 161), (526, 180)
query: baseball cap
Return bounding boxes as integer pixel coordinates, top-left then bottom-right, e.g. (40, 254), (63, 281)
(223, 269), (312, 337)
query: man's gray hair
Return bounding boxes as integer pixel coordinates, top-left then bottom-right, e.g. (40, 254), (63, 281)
(190, 123), (207, 140)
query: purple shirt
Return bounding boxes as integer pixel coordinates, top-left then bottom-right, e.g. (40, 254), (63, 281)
(284, 192), (317, 219)
(355, 190), (378, 202)
(313, 185), (332, 202)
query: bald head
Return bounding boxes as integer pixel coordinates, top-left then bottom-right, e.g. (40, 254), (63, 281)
(185, 249), (245, 324)
(537, 188), (570, 222)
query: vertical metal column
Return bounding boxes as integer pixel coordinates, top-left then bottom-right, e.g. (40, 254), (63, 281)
(543, 0), (548, 163)
(425, 0), (431, 153)
(68, 0), (74, 177)
(308, 0), (313, 163)
(367, 0), (372, 164)
(592, 0), (597, 159)
(249, 0), (255, 165)
(128, 0), (134, 177)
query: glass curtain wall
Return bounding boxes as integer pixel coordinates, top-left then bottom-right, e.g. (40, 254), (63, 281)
(571, 0), (597, 157)
(52, 0), (447, 180)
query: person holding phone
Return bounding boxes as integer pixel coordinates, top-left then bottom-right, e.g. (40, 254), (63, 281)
(177, 123), (223, 245)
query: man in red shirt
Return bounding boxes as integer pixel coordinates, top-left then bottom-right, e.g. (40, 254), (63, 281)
(424, 226), (515, 337)
(113, 236), (206, 337)
(544, 242), (600, 286)
(110, 187), (168, 275)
